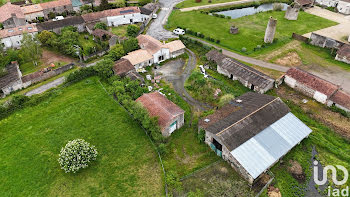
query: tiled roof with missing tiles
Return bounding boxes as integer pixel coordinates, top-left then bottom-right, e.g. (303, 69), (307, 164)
(113, 59), (135, 76)
(337, 44), (350, 61)
(286, 67), (339, 97)
(136, 92), (185, 130)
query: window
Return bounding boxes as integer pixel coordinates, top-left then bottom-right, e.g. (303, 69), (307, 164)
(19, 28), (23, 31)
(8, 29), (14, 32)
(64, 5), (66, 9)
(53, 8), (55, 11)
(28, 27), (32, 30)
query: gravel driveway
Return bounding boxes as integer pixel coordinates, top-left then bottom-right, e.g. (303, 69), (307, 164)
(25, 77), (65, 97)
(155, 49), (212, 112)
(146, 0), (184, 40)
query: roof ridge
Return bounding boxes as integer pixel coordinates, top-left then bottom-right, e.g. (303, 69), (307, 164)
(145, 93), (176, 118)
(216, 97), (280, 136)
(224, 58), (272, 81)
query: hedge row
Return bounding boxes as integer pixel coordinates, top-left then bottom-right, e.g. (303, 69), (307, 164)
(177, 26), (220, 44)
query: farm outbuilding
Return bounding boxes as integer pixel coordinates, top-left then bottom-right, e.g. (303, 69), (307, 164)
(206, 50), (275, 93)
(328, 90), (350, 112)
(0, 61), (23, 97)
(136, 92), (185, 137)
(199, 92), (312, 184)
(336, 44), (350, 64)
(284, 67), (339, 104)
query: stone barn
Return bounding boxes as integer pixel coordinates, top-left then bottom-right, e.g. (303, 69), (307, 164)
(206, 50), (275, 93)
(284, 67), (339, 104)
(328, 90), (350, 112)
(0, 61), (23, 97)
(335, 44), (350, 64)
(136, 92), (185, 137)
(199, 92), (312, 184)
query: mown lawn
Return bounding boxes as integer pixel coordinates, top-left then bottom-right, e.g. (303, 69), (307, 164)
(176, 0), (240, 8)
(110, 25), (129, 37)
(0, 77), (163, 196)
(167, 10), (338, 55)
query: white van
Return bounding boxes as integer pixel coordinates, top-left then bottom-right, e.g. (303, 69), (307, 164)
(173, 28), (185, 35)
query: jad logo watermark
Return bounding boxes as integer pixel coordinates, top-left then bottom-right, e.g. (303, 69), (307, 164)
(313, 161), (349, 196)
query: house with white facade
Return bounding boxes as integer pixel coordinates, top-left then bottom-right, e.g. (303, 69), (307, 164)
(0, 24), (38, 49)
(315, 0), (339, 7)
(82, 7), (148, 27)
(122, 35), (186, 71)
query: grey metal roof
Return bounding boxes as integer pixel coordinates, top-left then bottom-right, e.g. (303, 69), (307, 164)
(230, 112), (312, 179)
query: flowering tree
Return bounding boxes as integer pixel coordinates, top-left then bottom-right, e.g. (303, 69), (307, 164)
(58, 139), (98, 173)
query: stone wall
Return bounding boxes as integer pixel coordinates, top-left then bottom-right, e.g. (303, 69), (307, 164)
(162, 113), (184, 137)
(22, 63), (74, 87)
(292, 33), (309, 43)
(309, 33), (344, 50)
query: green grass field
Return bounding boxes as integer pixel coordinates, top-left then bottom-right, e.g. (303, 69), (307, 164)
(167, 10), (337, 55)
(0, 77), (163, 196)
(110, 25), (129, 37)
(176, 0), (240, 8)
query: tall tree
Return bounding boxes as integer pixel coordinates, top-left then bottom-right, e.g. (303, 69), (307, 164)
(19, 33), (42, 67)
(122, 38), (139, 53)
(127, 25), (140, 37)
(100, 0), (109, 11)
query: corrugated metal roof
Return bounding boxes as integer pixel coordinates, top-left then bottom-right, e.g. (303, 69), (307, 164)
(230, 112), (312, 179)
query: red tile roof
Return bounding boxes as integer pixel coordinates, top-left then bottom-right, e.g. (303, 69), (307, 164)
(21, 4), (43, 14)
(40, 0), (71, 9)
(136, 92), (185, 130)
(137, 34), (162, 54)
(0, 2), (25, 23)
(330, 90), (350, 110)
(0, 24), (38, 39)
(296, 0), (313, 5)
(113, 59), (135, 76)
(82, 7), (140, 22)
(286, 67), (339, 97)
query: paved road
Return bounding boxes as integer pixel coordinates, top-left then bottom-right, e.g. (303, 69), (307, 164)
(155, 49), (212, 111)
(146, 0), (184, 40)
(303, 6), (350, 42)
(25, 77), (65, 97)
(188, 36), (289, 72)
(180, 0), (255, 12)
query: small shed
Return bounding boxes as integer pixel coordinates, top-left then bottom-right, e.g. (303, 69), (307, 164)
(335, 44), (350, 64)
(328, 90), (350, 112)
(136, 92), (185, 137)
(199, 92), (312, 184)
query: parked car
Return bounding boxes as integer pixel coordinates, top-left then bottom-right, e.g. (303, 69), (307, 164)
(173, 28), (185, 35)
(53, 16), (64, 21)
(152, 14), (158, 19)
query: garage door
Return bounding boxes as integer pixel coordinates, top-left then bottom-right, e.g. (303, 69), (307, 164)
(169, 121), (177, 134)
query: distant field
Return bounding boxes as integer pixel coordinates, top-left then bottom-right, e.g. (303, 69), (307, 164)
(0, 77), (163, 196)
(167, 10), (338, 55)
(176, 0), (240, 9)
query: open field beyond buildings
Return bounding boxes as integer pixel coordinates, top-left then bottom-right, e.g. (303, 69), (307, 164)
(0, 77), (163, 196)
(167, 10), (338, 55)
(176, 0), (240, 9)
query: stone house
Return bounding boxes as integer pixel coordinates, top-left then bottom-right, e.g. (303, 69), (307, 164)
(335, 44), (350, 64)
(36, 16), (85, 34)
(0, 24), (38, 49)
(337, 0), (350, 14)
(284, 67), (339, 104)
(199, 92), (312, 184)
(206, 50), (275, 93)
(21, 4), (44, 22)
(136, 92), (185, 137)
(122, 35), (186, 70)
(0, 61), (23, 97)
(328, 90), (350, 112)
(0, 2), (26, 29)
(40, 0), (73, 19)
(309, 33), (344, 50)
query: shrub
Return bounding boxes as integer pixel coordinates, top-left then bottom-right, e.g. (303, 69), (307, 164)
(66, 67), (97, 83)
(157, 143), (167, 155)
(127, 25), (140, 37)
(197, 129), (206, 143)
(94, 22), (108, 30)
(218, 94), (235, 107)
(273, 3), (284, 11)
(241, 47), (247, 52)
(58, 139), (98, 173)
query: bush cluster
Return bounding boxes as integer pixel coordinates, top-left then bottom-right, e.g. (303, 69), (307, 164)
(58, 139), (98, 173)
(179, 28), (220, 44)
